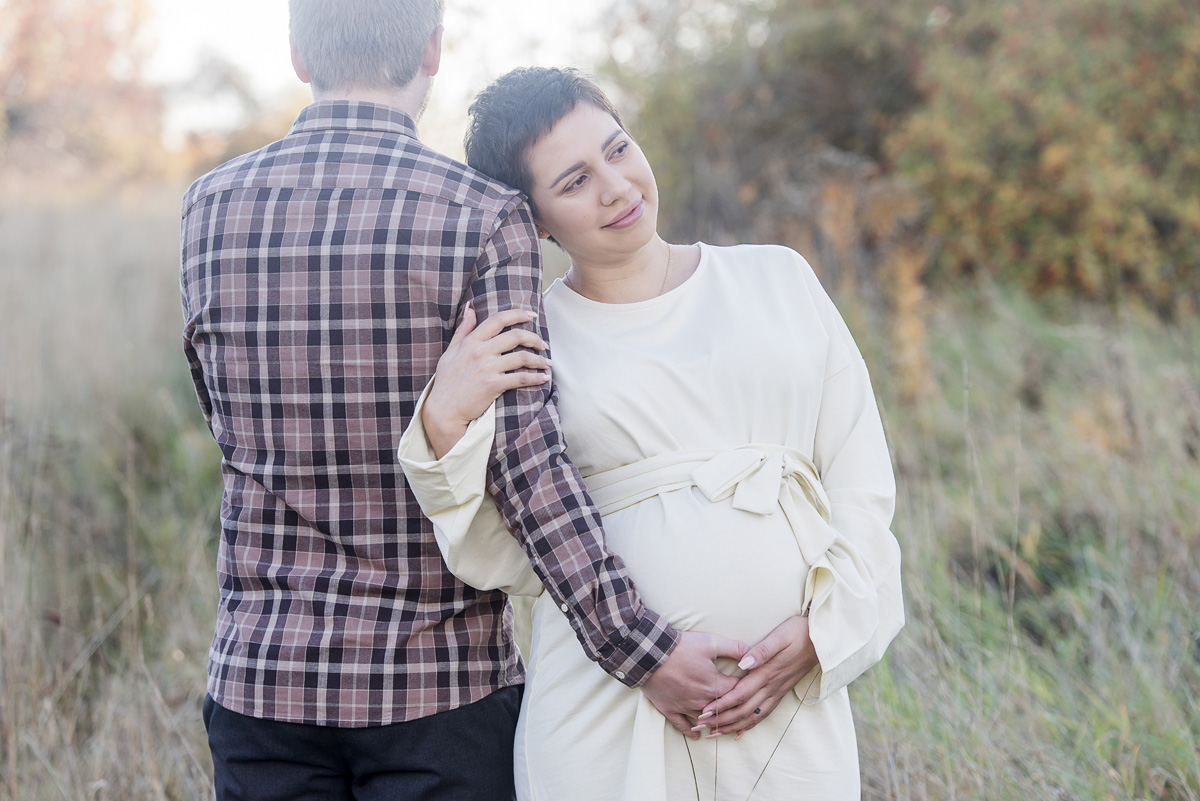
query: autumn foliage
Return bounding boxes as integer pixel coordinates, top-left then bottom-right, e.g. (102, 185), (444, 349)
(610, 0), (1200, 314)
(891, 0), (1200, 312)
(0, 0), (167, 193)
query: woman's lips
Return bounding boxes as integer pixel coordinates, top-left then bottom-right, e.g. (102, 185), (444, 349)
(604, 199), (644, 229)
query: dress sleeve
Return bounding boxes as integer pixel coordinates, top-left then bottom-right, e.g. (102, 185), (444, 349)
(795, 256), (904, 704)
(396, 381), (543, 596)
(461, 201), (678, 687)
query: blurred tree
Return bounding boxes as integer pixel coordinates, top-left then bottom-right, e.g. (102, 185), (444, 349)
(605, 0), (928, 249)
(889, 0), (1200, 314)
(0, 0), (165, 193)
(168, 50), (310, 182)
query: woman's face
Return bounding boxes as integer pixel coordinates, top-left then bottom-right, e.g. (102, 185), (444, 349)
(524, 102), (659, 265)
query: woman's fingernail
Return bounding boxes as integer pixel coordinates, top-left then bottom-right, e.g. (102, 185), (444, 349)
(690, 724), (708, 733)
(697, 711), (714, 721)
(738, 655), (756, 670)
(705, 731), (724, 740)
(736, 732), (744, 741)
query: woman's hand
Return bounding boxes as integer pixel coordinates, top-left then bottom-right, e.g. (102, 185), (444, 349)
(642, 630), (747, 740)
(422, 305), (551, 459)
(691, 615), (819, 739)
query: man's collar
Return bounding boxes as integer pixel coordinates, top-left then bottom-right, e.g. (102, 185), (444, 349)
(289, 101), (419, 139)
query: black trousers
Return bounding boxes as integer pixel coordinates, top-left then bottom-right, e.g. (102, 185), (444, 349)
(203, 686), (523, 801)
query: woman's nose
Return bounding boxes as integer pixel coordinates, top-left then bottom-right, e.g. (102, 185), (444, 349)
(598, 166), (633, 205)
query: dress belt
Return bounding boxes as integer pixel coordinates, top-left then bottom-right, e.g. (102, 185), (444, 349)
(584, 445), (837, 567)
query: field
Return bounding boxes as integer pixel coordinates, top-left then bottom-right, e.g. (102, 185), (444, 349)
(1, 200), (1197, 800)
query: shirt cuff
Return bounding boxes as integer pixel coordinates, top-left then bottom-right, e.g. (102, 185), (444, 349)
(594, 608), (680, 688)
(396, 378), (498, 510)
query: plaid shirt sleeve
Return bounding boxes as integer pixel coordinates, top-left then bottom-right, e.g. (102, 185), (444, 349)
(468, 201), (679, 687)
(179, 219), (213, 428)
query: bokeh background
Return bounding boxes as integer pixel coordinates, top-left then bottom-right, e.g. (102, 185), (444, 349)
(2, 1), (1198, 799)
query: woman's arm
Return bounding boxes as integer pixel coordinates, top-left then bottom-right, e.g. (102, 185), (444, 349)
(800, 265), (904, 698)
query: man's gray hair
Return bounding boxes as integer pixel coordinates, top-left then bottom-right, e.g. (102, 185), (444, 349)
(289, 0), (445, 91)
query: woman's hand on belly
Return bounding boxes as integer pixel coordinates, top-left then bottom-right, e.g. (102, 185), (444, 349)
(691, 615), (818, 739)
(642, 630), (748, 740)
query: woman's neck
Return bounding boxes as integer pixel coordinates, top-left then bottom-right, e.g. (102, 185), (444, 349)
(564, 238), (684, 304)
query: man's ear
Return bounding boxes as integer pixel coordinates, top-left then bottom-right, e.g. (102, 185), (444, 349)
(290, 35), (312, 85)
(423, 26), (444, 78)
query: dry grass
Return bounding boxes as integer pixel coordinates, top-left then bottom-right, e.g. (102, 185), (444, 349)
(855, 289), (1200, 800)
(1, 202), (1197, 800)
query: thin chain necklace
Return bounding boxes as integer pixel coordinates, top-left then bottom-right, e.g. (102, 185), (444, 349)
(565, 242), (673, 298)
(658, 243), (674, 295)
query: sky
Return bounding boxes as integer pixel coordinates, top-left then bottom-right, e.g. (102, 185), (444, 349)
(144, 0), (606, 155)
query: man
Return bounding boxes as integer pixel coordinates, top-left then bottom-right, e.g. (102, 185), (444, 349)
(180, 1), (742, 799)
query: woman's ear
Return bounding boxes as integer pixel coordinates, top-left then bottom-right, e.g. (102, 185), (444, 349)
(535, 224), (551, 240)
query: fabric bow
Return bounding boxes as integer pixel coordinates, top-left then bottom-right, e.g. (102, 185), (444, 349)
(691, 447), (834, 565)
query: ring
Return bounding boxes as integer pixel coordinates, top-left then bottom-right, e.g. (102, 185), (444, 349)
(753, 708), (762, 715)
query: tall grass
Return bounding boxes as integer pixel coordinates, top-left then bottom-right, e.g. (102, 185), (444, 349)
(0, 200), (219, 800)
(855, 290), (1200, 800)
(0, 202), (1196, 800)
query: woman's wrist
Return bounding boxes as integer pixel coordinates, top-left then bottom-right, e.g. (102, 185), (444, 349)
(421, 402), (470, 460)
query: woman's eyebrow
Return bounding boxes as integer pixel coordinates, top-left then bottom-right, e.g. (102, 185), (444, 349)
(550, 161), (586, 190)
(549, 129), (626, 190)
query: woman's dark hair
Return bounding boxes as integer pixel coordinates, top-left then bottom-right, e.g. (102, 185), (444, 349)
(465, 67), (624, 207)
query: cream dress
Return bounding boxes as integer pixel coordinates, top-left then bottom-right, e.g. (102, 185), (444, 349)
(398, 243), (903, 801)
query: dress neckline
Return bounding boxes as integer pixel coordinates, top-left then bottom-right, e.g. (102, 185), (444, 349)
(548, 243), (709, 312)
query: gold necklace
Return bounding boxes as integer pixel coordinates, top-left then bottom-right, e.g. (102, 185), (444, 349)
(659, 243), (674, 296)
(564, 244), (674, 298)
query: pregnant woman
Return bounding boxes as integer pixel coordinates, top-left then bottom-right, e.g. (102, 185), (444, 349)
(398, 67), (903, 800)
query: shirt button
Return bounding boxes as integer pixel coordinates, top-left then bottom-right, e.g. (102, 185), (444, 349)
(614, 671), (626, 680)
(560, 603), (569, 612)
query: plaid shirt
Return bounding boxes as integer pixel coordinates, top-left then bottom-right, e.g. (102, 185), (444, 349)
(180, 102), (678, 727)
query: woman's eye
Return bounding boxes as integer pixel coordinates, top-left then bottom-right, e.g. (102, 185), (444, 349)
(564, 175), (588, 193)
(610, 142), (628, 159)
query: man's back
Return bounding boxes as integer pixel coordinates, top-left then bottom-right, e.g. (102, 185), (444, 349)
(181, 101), (527, 727)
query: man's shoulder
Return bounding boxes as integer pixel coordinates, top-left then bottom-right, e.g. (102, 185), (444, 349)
(403, 140), (526, 219)
(180, 139), (284, 218)
(180, 128), (526, 225)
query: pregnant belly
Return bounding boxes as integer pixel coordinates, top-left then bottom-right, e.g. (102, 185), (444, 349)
(601, 487), (809, 649)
